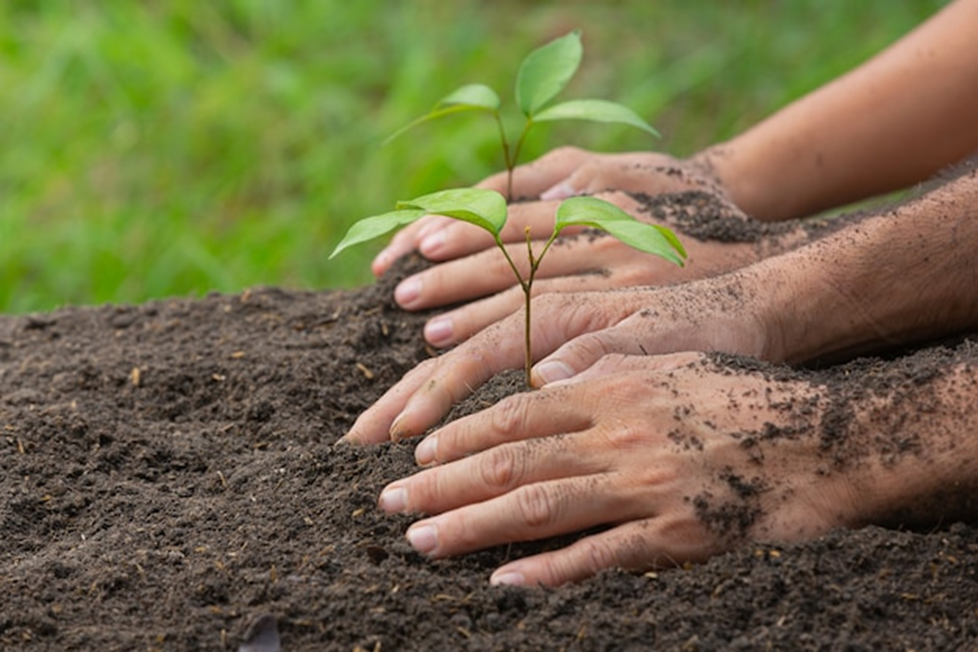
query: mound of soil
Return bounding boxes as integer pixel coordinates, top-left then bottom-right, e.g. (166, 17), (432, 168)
(1, 257), (976, 651)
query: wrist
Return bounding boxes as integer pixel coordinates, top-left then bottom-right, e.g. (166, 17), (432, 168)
(845, 363), (978, 528)
(688, 143), (774, 221)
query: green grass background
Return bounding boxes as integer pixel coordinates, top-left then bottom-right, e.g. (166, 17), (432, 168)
(0, 0), (944, 314)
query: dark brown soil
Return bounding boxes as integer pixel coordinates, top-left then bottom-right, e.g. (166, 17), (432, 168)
(2, 256), (977, 651)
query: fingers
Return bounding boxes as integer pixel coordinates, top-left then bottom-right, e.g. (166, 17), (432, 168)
(420, 286), (525, 347)
(374, 147), (596, 277)
(340, 357), (444, 444)
(552, 352), (707, 385)
(392, 244), (533, 312)
(371, 215), (455, 276)
(489, 517), (715, 587)
(342, 315), (528, 444)
(538, 152), (716, 202)
(414, 384), (592, 465)
(386, 431), (602, 518)
(345, 292), (637, 444)
(420, 274), (609, 348)
(396, 473), (623, 560)
(392, 229), (610, 314)
(479, 146), (594, 199)
(530, 309), (702, 386)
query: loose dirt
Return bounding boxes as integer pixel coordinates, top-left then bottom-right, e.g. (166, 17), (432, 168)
(1, 256), (976, 651)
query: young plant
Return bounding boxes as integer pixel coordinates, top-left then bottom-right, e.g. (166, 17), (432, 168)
(385, 30), (659, 200)
(330, 188), (686, 387)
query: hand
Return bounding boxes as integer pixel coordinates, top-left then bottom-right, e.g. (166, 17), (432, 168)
(393, 191), (762, 347)
(376, 353), (859, 586)
(342, 274), (775, 445)
(371, 147), (730, 277)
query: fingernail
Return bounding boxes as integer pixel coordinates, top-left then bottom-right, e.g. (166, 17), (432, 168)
(490, 570), (525, 586)
(540, 181), (575, 201)
(372, 248), (392, 271)
(424, 317), (453, 346)
(394, 277), (422, 308)
(419, 230), (446, 256)
(415, 435), (437, 465)
(378, 486), (407, 513)
(389, 413), (412, 441)
(407, 523), (438, 555)
(532, 360), (574, 385)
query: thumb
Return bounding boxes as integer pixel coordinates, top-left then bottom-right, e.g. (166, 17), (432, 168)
(531, 329), (639, 386)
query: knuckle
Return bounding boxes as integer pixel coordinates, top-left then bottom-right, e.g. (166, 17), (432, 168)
(606, 422), (646, 449)
(545, 145), (584, 162)
(579, 537), (620, 576)
(490, 395), (529, 439)
(478, 443), (525, 493)
(571, 332), (616, 363)
(513, 482), (561, 529)
(533, 291), (568, 312)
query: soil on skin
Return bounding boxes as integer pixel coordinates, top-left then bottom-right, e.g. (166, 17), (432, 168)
(2, 255), (977, 651)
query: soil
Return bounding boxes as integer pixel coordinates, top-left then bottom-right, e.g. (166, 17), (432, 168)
(2, 255), (977, 651)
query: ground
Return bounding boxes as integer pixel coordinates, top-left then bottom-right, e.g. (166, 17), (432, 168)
(1, 253), (977, 651)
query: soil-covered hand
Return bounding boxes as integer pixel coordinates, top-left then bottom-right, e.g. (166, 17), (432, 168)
(397, 191), (762, 347)
(342, 274), (773, 445)
(370, 147), (729, 278)
(375, 353), (857, 586)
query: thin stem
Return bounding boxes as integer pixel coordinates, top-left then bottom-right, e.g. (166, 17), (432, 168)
(520, 227), (560, 388)
(507, 119), (533, 202)
(495, 235), (528, 295)
(523, 227), (535, 387)
(493, 112), (515, 202)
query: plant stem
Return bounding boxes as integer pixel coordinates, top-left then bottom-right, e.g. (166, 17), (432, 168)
(507, 120), (533, 202)
(523, 228), (535, 387)
(520, 227), (559, 388)
(495, 226), (559, 389)
(494, 113), (515, 202)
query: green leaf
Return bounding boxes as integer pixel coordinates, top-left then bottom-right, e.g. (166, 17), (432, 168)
(439, 83), (501, 110)
(555, 196), (686, 265)
(516, 30), (582, 117)
(383, 84), (500, 145)
(397, 188), (507, 236)
(533, 99), (660, 137)
(329, 209), (426, 259)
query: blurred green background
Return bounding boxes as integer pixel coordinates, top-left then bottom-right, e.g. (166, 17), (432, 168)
(0, 0), (944, 314)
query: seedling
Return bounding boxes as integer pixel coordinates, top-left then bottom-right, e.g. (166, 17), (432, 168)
(385, 30), (660, 200)
(330, 188), (686, 387)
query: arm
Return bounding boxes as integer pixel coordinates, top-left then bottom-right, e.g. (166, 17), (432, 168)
(397, 190), (811, 347)
(704, 0), (978, 220)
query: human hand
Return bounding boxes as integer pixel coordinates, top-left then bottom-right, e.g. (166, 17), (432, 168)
(342, 274), (774, 445)
(371, 146), (729, 277)
(375, 353), (857, 586)
(393, 191), (759, 347)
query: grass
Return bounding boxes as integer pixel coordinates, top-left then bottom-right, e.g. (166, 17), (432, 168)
(0, 0), (944, 314)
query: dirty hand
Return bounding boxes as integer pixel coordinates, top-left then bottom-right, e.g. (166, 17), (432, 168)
(396, 191), (760, 347)
(342, 274), (773, 445)
(371, 146), (728, 277)
(376, 353), (857, 586)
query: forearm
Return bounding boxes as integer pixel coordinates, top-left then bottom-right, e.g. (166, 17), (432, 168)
(851, 357), (978, 528)
(698, 0), (978, 221)
(759, 168), (978, 364)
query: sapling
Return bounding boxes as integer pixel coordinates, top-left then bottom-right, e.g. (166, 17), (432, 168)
(330, 187), (686, 387)
(384, 29), (660, 200)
